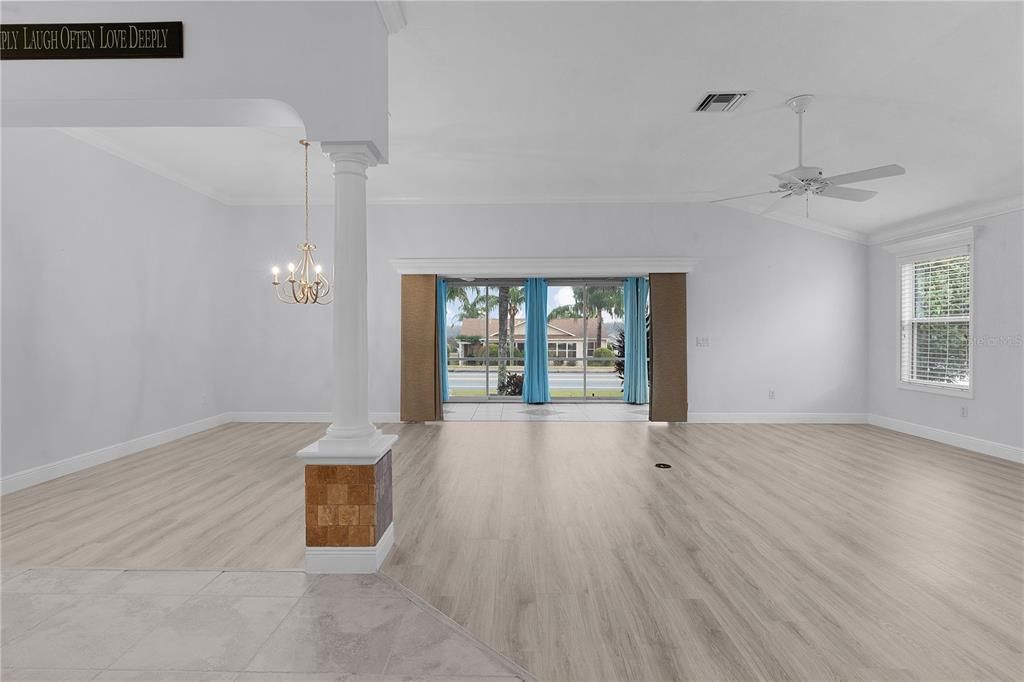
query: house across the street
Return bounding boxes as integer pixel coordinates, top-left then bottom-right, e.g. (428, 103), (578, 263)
(455, 317), (619, 361)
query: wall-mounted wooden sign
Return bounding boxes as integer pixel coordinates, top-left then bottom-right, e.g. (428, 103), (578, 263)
(0, 22), (183, 60)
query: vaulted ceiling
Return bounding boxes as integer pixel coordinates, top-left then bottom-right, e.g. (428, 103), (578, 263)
(58, 1), (1023, 238)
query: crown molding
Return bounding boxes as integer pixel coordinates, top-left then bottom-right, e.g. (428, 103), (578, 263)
(392, 257), (697, 278)
(364, 194), (871, 245)
(868, 195), (1023, 246)
(364, 192), (719, 205)
(376, 1), (406, 35)
(881, 226), (975, 257)
(58, 128), (233, 205)
(733, 208), (869, 245)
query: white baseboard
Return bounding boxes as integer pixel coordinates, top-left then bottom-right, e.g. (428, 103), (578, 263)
(305, 523), (395, 574)
(687, 412), (1022, 462)
(1, 411), (403, 495)
(867, 414), (1023, 464)
(224, 411), (401, 424)
(688, 412), (868, 424)
(6, 409), (1015, 496)
(225, 411), (331, 423)
(0, 412), (230, 495)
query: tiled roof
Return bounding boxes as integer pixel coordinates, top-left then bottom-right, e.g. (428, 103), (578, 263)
(457, 317), (605, 340)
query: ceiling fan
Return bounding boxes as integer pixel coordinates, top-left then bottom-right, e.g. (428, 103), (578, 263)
(712, 95), (906, 217)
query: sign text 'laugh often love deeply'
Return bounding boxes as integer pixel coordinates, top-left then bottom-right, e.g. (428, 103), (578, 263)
(0, 22), (183, 60)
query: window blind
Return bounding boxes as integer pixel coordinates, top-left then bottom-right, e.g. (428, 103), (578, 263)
(900, 252), (971, 389)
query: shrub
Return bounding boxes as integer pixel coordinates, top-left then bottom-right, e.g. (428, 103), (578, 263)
(590, 346), (614, 367)
(613, 319), (652, 387)
(614, 331), (626, 381)
(500, 372), (524, 396)
(473, 343), (498, 358)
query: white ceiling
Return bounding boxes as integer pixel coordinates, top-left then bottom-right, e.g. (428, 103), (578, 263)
(59, 1), (1022, 237)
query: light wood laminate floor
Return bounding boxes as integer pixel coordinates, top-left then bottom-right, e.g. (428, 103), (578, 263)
(3, 421), (1022, 681)
(2, 422), (320, 570)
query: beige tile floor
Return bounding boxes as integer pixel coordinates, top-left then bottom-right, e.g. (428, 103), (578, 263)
(0, 567), (532, 681)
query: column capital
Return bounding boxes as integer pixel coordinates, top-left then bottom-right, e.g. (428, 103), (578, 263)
(319, 141), (382, 175)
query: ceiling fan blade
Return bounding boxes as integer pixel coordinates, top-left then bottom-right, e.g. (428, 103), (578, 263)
(819, 185), (878, 202)
(759, 192), (793, 214)
(823, 164), (905, 186)
(711, 189), (783, 203)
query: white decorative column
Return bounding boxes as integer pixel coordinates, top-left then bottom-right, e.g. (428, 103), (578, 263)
(298, 142), (397, 574)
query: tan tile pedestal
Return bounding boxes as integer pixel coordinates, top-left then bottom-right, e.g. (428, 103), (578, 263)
(300, 449), (394, 573)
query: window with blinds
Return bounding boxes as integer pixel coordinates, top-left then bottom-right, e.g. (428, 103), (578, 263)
(900, 252), (971, 390)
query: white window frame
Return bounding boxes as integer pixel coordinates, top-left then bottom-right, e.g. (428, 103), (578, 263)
(893, 236), (975, 399)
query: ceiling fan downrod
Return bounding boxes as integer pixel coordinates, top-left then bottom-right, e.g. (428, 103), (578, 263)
(786, 94), (814, 168)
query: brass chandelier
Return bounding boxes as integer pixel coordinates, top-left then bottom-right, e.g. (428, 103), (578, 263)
(271, 139), (333, 304)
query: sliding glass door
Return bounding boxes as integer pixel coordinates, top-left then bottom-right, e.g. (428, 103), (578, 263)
(445, 281), (525, 400)
(445, 278), (625, 402)
(582, 283), (625, 401)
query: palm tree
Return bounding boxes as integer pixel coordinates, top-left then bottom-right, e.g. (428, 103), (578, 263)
(448, 284), (524, 394)
(547, 304), (576, 320)
(506, 286), (525, 350)
(492, 286), (528, 394)
(587, 287), (624, 349)
(497, 287), (510, 391)
(547, 286), (624, 350)
(447, 286), (495, 323)
(445, 285), (471, 327)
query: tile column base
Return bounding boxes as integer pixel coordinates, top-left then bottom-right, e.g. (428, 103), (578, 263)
(305, 522), (394, 573)
(301, 449), (394, 575)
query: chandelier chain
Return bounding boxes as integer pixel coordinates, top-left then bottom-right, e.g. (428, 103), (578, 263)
(303, 138), (310, 244)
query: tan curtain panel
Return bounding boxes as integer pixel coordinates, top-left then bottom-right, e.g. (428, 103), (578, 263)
(648, 273), (688, 422)
(400, 274), (443, 422)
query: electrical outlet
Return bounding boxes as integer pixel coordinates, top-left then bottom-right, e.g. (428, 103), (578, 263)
(768, 389), (776, 400)
(960, 406), (968, 418)
(695, 336), (710, 348)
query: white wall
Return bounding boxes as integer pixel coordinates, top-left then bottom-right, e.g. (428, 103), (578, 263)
(230, 202), (870, 419)
(867, 212), (1024, 450)
(1, 128), (233, 476)
(7, 128), (1019, 484)
(224, 204), (334, 415)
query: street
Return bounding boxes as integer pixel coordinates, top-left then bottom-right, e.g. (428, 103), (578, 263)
(448, 369), (621, 390)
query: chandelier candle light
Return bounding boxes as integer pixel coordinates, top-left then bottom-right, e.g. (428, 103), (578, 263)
(271, 139), (333, 304)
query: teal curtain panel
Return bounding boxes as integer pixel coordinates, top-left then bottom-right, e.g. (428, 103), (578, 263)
(623, 277), (649, 404)
(436, 278), (449, 402)
(523, 277), (551, 404)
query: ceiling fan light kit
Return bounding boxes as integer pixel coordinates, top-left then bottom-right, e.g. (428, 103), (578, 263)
(713, 94), (906, 217)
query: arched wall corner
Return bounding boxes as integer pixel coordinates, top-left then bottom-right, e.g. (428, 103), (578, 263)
(0, 1), (389, 153)
(1, 98), (306, 130)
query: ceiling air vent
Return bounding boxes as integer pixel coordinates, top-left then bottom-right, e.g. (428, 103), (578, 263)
(695, 92), (748, 112)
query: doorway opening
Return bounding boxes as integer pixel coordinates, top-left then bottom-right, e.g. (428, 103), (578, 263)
(443, 278), (628, 402)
